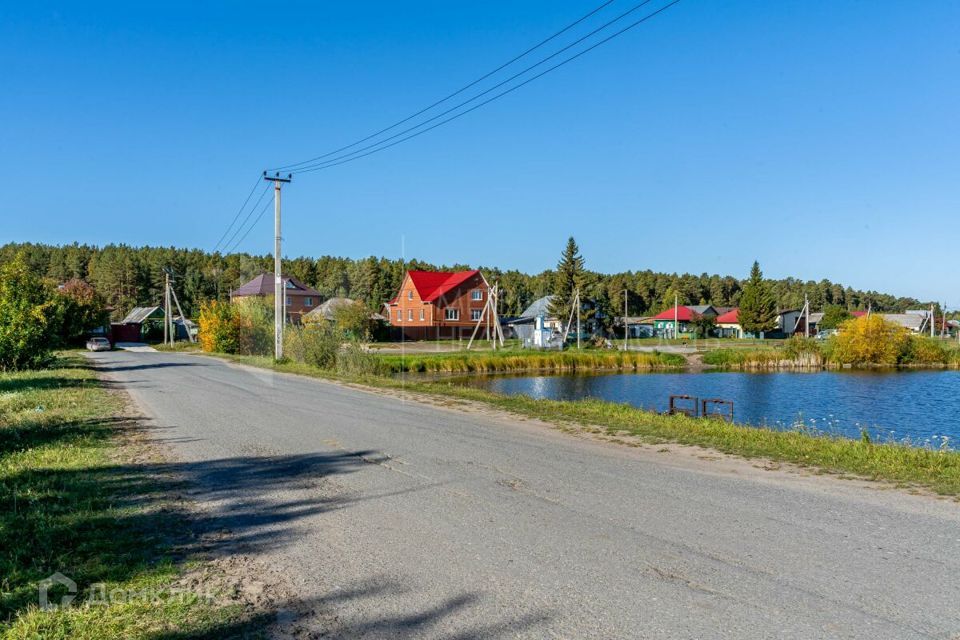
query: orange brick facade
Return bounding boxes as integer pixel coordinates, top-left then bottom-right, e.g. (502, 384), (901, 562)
(386, 271), (492, 340)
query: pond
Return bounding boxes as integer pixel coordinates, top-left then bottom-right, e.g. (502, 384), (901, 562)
(454, 370), (960, 447)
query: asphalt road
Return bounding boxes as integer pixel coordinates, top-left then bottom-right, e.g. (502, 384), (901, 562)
(90, 350), (960, 639)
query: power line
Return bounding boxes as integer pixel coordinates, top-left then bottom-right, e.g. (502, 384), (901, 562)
(269, 0), (617, 172)
(220, 183), (271, 253)
(223, 191), (275, 254)
(291, 0), (658, 174)
(212, 174), (263, 253)
(288, 0), (662, 174)
(294, 0), (680, 175)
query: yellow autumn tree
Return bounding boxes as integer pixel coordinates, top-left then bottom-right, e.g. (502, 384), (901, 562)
(830, 315), (908, 365)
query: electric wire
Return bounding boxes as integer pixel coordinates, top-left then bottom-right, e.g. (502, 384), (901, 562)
(294, 0), (680, 175)
(212, 174), (263, 253)
(219, 182), (271, 253)
(268, 0), (617, 172)
(223, 192), (275, 254)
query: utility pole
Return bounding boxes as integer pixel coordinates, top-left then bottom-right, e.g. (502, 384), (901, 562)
(576, 287), (581, 350)
(674, 293), (679, 341)
(163, 271), (170, 346)
(264, 171), (292, 360)
(930, 303), (935, 338)
(623, 289), (628, 351)
(804, 294), (810, 338)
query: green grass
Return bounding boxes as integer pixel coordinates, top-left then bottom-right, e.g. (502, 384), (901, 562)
(0, 356), (263, 638)
(153, 341), (202, 353)
(208, 353), (960, 497)
(375, 348), (686, 373)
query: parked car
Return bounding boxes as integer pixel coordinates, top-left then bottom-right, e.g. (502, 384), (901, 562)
(86, 337), (112, 351)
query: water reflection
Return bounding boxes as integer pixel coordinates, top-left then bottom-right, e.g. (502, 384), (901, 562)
(456, 370), (960, 445)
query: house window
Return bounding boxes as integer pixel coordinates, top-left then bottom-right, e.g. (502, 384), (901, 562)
(419, 309), (424, 321)
(445, 308), (459, 321)
(471, 290), (483, 301)
(408, 290), (414, 300)
(471, 309), (482, 321)
(396, 310), (402, 322)
(409, 309), (414, 321)
(304, 297), (313, 307)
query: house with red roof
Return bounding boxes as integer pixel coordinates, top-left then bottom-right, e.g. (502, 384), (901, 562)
(651, 305), (718, 337)
(385, 269), (492, 340)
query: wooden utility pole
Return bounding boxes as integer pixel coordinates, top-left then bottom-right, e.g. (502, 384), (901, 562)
(264, 171), (292, 360)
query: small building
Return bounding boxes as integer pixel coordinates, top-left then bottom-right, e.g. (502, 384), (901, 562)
(880, 313), (928, 333)
(111, 306), (165, 342)
(613, 316), (654, 339)
(651, 305), (718, 337)
(715, 308), (742, 338)
(231, 273), (320, 324)
(384, 270), (491, 340)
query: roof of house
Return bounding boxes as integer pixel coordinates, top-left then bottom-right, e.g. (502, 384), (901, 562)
(303, 297), (356, 321)
(851, 310), (868, 317)
(519, 295), (554, 319)
(651, 305), (716, 322)
(120, 306), (163, 324)
(880, 313), (926, 331)
(402, 270), (482, 303)
(231, 273), (320, 298)
(715, 308), (739, 324)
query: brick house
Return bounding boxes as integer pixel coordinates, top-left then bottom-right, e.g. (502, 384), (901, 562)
(230, 273), (320, 324)
(385, 270), (492, 340)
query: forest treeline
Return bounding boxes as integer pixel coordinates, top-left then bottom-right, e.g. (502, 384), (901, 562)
(0, 242), (925, 322)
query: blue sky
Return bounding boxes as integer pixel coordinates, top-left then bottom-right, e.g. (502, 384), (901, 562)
(2, 1), (958, 304)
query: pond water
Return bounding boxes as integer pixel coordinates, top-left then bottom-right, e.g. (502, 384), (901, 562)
(455, 370), (960, 447)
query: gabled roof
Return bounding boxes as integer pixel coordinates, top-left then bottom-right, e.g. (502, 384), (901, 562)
(405, 270), (481, 303)
(715, 308), (739, 324)
(520, 295), (554, 319)
(651, 305), (710, 322)
(120, 306), (164, 324)
(304, 297), (357, 321)
(231, 273), (320, 298)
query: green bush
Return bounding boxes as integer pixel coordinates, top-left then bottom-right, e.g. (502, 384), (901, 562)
(335, 342), (386, 376)
(901, 336), (948, 365)
(0, 254), (55, 370)
(284, 324), (339, 368)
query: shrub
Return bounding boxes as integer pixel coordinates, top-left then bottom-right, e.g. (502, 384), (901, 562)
(48, 278), (108, 347)
(198, 300), (239, 354)
(830, 315), (909, 366)
(783, 336), (823, 364)
(902, 336), (947, 365)
(0, 254), (56, 370)
(232, 298), (273, 356)
(284, 324), (339, 368)
(335, 342), (386, 376)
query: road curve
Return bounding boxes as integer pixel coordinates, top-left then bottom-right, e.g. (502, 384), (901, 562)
(89, 350), (960, 639)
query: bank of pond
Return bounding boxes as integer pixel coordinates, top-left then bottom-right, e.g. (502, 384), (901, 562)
(449, 368), (960, 449)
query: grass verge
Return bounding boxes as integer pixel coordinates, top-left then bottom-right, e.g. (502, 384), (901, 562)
(0, 356), (263, 638)
(375, 349), (686, 373)
(210, 353), (960, 497)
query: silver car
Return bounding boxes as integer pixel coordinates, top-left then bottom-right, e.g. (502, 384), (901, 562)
(86, 337), (112, 351)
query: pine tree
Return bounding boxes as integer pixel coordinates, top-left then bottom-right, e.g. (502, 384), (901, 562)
(738, 261), (777, 336)
(548, 237), (586, 324)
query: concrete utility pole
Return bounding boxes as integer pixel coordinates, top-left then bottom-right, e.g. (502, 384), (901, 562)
(674, 293), (679, 341)
(804, 294), (810, 338)
(576, 287), (581, 350)
(264, 171), (292, 360)
(163, 271), (170, 346)
(623, 289), (628, 351)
